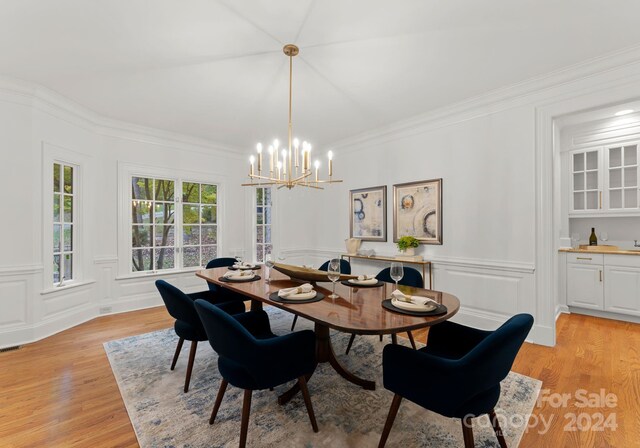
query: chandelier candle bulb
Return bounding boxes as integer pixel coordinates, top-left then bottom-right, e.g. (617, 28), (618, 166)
(294, 138), (300, 167)
(277, 161), (282, 180)
(256, 144), (262, 172)
(328, 151), (333, 177)
(314, 160), (320, 183)
(249, 155), (255, 176)
(281, 149), (287, 175)
(268, 145), (274, 173)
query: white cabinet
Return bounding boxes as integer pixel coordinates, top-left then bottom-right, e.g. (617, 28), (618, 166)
(566, 254), (604, 309)
(565, 253), (640, 317)
(604, 255), (640, 316)
(569, 142), (640, 216)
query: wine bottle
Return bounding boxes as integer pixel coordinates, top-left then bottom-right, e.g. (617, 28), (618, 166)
(589, 228), (598, 246)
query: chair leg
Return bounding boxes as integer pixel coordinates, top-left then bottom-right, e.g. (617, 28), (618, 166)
(391, 333), (398, 345)
(489, 409), (508, 448)
(345, 334), (357, 354)
(461, 416), (475, 448)
(378, 394), (403, 448)
(239, 389), (253, 448)
(209, 379), (229, 425)
(184, 340), (198, 393)
(379, 335), (383, 342)
(298, 376), (319, 432)
(170, 337), (184, 370)
(406, 331), (417, 350)
(290, 315), (298, 331)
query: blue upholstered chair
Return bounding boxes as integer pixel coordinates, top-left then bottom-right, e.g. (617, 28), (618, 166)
(194, 300), (319, 448)
(155, 280), (245, 393)
(378, 314), (534, 448)
(290, 259), (352, 331)
(189, 257), (249, 304)
(344, 266), (423, 354)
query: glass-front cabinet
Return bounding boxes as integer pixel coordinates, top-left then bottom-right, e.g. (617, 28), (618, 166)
(569, 142), (640, 216)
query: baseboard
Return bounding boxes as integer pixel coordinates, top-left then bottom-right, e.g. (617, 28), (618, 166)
(567, 306), (640, 325)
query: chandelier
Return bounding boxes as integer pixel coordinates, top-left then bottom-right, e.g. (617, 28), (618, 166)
(242, 44), (342, 190)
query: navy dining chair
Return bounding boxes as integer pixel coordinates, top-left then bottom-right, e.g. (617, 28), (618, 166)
(194, 299), (319, 448)
(189, 257), (249, 304)
(378, 314), (534, 448)
(290, 258), (352, 331)
(344, 266), (423, 354)
(155, 280), (245, 393)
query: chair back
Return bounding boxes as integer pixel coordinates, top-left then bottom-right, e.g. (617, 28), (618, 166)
(205, 257), (238, 292)
(318, 259), (351, 274)
(463, 314), (533, 390)
(376, 266), (424, 288)
(194, 299), (257, 362)
(155, 280), (202, 329)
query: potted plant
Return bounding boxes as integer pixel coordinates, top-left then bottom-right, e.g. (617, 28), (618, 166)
(396, 236), (420, 256)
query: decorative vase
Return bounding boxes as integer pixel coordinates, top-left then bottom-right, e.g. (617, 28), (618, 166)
(345, 238), (361, 255)
(400, 247), (416, 256)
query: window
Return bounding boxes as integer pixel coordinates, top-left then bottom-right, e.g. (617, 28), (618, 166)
(53, 162), (75, 284)
(130, 176), (219, 273)
(255, 187), (272, 262)
(182, 181), (218, 267)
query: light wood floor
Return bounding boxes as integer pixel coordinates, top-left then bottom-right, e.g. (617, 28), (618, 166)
(1, 308), (639, 447)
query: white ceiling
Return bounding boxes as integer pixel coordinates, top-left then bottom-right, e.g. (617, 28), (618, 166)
(3, 0), (640, 151)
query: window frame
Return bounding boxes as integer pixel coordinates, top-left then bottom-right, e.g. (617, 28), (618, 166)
(42, 142), (87, 290)
(118, 163), (226, 278)
(252, 186), (274, 263)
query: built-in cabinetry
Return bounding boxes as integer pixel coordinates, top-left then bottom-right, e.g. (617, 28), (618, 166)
(570, 142), (639, 216)
(566, 252), (640, 316)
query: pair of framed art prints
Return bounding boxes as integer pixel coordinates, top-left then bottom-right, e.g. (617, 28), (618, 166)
(349, 178), (443, 245)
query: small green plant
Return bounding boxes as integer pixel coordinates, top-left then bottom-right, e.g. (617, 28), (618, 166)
(396, 236), (420, 251)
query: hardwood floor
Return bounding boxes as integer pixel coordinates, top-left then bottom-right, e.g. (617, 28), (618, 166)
(1, 309), (639, 447)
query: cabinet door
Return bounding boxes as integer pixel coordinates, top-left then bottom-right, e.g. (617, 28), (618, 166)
(571, 149), (602, 213)
(567, 263), (604, 309)
(606, 144), (639, 211)
(604, 265), (640, 316)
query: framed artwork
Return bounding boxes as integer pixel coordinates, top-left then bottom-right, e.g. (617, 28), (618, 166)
(393, 178), (442, 244)
(349, 185), (387, 241)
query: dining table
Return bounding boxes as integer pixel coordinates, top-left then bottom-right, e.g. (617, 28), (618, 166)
(196, 265), (460, 404)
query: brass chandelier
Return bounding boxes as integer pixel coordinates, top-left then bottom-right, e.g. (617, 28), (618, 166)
(242, 44), (342, 190)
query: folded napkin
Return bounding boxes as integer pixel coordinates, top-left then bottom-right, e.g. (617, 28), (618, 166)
(358, 274), (376, 281)
(278, 283), (314, 298)
(224, 270), (255, 279)
(391, 289), (436, 307)
(233, 261), (255, 269)
(349, 274), (378, 285)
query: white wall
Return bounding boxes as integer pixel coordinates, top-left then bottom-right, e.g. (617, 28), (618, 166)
(0, 78), (247, 348)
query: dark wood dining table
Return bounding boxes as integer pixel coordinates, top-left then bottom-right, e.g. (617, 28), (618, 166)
(196, 266), (460, 403)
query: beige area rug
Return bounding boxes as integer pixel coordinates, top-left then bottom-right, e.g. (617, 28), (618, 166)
(104, 307), (541, 447)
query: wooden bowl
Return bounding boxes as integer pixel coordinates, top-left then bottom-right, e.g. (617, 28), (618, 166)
(272, 262), (357, 283)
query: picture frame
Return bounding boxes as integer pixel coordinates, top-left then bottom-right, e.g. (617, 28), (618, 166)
(393, 178), (442, 244)
(349, 185), (387, 241)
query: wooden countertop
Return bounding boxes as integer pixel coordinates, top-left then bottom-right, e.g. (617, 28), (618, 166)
(559, 247), (640, 256)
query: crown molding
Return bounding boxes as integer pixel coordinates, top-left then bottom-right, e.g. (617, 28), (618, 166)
(328, 44), (640, 153)
(0, 75), (245, 160)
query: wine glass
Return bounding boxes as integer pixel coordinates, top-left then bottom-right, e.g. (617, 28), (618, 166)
(600, 231), (609, 243)
(390, 262), (404, 289)
(264, 254), (274, 283)
(570, 233), (580, 249)
(327, 258), (341, 299)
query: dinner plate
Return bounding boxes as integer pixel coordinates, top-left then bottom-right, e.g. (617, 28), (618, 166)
(341, 279), (384, 288)
(391, 298), (437, 312)
(381, 299), (447, 316)
(269, 291), (325, 304)
(218, 275), (261, 283)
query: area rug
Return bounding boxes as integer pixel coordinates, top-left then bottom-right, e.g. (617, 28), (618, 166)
(104, 308), (541, 447)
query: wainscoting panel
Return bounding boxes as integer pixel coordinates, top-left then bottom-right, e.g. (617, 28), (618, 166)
(0, 279), (28, 327)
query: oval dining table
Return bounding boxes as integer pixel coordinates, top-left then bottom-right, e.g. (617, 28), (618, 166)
(196, 265), (460, 404)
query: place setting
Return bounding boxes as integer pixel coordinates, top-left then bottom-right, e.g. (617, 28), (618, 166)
(218, 268), (261, 283)
(269, 283), (325, 304)
(227, 257), (260, 271)
(382, 289), (448, 316)
(341, 274), (384, 288)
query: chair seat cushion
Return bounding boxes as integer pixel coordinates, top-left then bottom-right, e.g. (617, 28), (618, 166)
(174, 320), (208, 341)
(418, 345), (466, 360)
